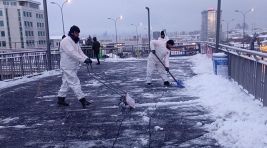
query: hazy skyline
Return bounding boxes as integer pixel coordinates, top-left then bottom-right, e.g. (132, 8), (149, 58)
(37, 0), (267, 37)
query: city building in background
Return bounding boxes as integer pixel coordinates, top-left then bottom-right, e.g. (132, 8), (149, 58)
(200, 9), (217, 42)
(0, 0), (46, 49)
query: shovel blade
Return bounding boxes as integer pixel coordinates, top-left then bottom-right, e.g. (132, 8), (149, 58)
(125, 93), (135, 108)
(176, 80), (185, 88)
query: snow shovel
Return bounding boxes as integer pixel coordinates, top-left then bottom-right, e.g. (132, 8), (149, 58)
(153, 52), (185, 88)
(86, 64), (136, 109)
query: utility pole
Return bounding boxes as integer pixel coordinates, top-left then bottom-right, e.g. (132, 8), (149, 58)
(145, 7), (151, 50)
(43, 0), (52, 70)
(215, 0), (221, 53)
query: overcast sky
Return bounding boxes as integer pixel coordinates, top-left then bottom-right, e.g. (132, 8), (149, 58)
(37, 0), (267, 37)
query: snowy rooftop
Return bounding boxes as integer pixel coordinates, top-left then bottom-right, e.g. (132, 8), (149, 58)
(0, 55), (267, 147)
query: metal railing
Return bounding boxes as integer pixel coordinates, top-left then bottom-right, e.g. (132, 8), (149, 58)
(81, 43), (199, 58)
(200, 42), (267, 106)
(81, 44), (151, 58)
(0, 50), (60, 80)
(0, 43), (200, 81)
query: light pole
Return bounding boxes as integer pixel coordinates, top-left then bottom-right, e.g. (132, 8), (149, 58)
(107, 16), (123, 44)
(235, 8), (254, 48)
(145, 7), (151, 50)
(50, 0), (70, 35)
(131, 24), (139, 46)
(215, 0), (221, 53)
(43, 0), (51, 70)
(222, 19), (234, 41)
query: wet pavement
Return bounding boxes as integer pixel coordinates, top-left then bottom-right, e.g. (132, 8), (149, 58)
(0, 58), (221, 147)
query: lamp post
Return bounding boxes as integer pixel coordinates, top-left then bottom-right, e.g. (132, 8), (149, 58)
(215, 0), (221, 53)
(107, 16), (123, 44)
(131, 24), (139, 46)
(43, 0), (51, 70)
(145, 7), (151, 50)
(235, 8), (254, 48)
(50, 0), (70, 35)
(222, 19), (234, 41)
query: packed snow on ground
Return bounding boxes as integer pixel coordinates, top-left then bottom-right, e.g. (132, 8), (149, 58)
(0, 70), (61, 90)
(103, 54), (145, 62)
(185, 54), (267, 148)
(1, 53), (267, 147)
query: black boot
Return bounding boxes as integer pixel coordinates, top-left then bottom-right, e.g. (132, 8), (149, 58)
(79, 98), (93, 109)
(164, 81), (170, 86)
(57, 97), (69, 106)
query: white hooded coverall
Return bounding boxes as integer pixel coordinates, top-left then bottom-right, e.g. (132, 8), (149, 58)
(58, 36), (88, 100)
(158, 35), (169, 43)
(146, 40), (170, 83)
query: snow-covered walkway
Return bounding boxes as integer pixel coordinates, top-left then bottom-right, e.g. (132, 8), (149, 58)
(0, 55), (267, 147)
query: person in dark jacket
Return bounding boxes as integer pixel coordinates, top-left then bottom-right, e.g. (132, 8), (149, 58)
(92, 37), (101, 65)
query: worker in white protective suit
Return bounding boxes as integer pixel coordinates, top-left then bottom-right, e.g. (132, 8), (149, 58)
(57, 25), (93, 108)
(146, 39), (175, 86)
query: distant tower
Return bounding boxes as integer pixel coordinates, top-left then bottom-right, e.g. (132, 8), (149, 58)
(200, 9), (217, 41)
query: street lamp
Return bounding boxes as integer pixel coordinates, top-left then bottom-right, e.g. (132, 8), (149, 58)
(215, 0), (221, 53)
(131, 24), (139, 46)
(107, 15), (123, 44)
(235, 8), (254, 48)
(50, 0), (71, 35)
(222, 19), (234, 41)
(43, 0), (51, 70)
(145, 7), (151, 50)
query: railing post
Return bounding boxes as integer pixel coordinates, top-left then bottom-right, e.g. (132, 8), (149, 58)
(0, 58), (2, 80)
(29, 55), (33, 74)
(263, 67), (267, 106)
(10, 58), (15, 79)
(35, 55), (40, 72)
(20, 54), (24, 76)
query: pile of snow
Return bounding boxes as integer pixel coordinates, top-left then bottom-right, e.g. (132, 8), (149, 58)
(185, 54), (267, 148)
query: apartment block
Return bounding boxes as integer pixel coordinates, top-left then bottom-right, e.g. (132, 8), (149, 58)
(0, 0), (46, 49)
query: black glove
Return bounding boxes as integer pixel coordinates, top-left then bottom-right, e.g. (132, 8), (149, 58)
(165, 67), (169, 72)
(151, 50), (156, 54)
(84, 58), (92, 65)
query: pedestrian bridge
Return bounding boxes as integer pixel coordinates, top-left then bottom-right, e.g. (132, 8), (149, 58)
(0, 42), (267, 147)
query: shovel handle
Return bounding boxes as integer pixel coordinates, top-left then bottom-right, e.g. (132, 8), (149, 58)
(86, 65), (125, 96)
(153, 53), (178, 82)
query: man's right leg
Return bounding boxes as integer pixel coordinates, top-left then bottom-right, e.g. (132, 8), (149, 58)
(57, 72), (70, 106)
(157, 64), (170, 86)
(146, 59), (156, 85)
(63, 69), (93, 108)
